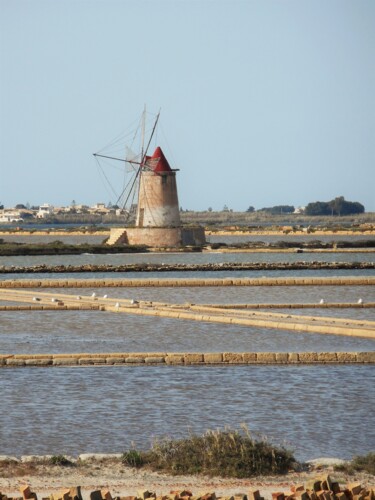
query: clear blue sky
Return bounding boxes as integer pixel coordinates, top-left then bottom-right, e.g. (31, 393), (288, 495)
(1, 0), (374, 211)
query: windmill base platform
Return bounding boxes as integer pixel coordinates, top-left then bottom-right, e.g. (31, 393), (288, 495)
(107, 226), (206, 248)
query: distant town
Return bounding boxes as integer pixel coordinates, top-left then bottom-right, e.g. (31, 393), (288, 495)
(0, 202), (131, 223)
(0, 196), (368, 224)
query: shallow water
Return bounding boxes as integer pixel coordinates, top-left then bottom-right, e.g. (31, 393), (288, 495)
(0, 246), (374, 462)
(1, 285), (375, 354)
(1, 287), (375, 354)
(0, 234), (106, 244)
(208, 234), (375, 244)
(1, 250), (374, 269)
(0, 365), (374, 461)
(44, 284), (375, 306)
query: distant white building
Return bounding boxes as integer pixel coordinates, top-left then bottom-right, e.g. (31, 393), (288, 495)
(0, 210), (24, 223)
(37, 203), (54, 218)
(294, 206), (306, 214)
(89, 203), (110, 214)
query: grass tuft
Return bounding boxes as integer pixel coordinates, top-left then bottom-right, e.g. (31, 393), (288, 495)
(122, 427), (296, 477)
(49, 455), (75, 467)
(122, 449), (145, 468)
(334, 452), (375, 475)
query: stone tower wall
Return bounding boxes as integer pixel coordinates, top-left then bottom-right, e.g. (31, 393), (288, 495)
(136, 171), (180, 228)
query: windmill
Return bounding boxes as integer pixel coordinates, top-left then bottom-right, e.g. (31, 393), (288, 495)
(95, 108), (205, 247)
(94, 109), (181, 228)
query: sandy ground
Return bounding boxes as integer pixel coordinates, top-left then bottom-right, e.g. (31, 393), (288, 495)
(0, 459), (374, 500)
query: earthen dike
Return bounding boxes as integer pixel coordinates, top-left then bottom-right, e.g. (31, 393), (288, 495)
(1, 277), (374, 366)
(1, 276), (373, 365)
(1, 262), (374, 274)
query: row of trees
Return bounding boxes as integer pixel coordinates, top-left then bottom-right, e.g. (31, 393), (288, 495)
(246, 205), (295, 214)
(244, 197), (364, 216)
(305, 197), (364, 216)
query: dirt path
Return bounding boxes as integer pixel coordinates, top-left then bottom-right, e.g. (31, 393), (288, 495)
(0, 459), (374, 500)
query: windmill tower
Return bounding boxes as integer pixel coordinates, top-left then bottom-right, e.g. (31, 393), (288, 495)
(136, 146), (180, 228)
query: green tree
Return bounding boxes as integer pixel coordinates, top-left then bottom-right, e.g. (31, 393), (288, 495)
(259, 205), (294, 214)
(305, 201), (331, 215)
(305, 197), (365, 216)
(329, 196), (364, 215)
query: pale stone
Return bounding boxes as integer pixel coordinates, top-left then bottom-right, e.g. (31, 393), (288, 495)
(106, 357), (125, 364)
(165, 355), (184, 364)
(125, 357), (145, 363)
(144, 357), (165, 363)
(203, 353), (223, 363)
(0, 454), (19, 462)
(306, 457), (348, 466)
(25, 359), (52, 366)
(53, 358), (78, 365)
(78, 358), (106, 365)
(78, 453), (122, 461)
(184, 353), (204, 364)
(223, 352), (243, 363)
(6, 359), (26, 366)
(256, 353), (276, 363)
(243, 352), (257, 363)
(299, 352), (318, 363)
(336, 352), (357, 363)
(275, 352), (288, 363)
(356, 352), (375, 363)
(288, 353), (299, 363)
(318, 352), (338, 363)
(21, 455), (53, 462)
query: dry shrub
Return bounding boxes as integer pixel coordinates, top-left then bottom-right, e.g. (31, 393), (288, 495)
(335, 452), (375, 475)
(122, 427), (295, 478)
(0, 460), (38, 477)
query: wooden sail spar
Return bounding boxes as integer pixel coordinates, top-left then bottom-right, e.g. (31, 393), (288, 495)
(93, 109), (161, 215)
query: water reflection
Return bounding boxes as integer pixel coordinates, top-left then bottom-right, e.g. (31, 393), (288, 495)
(0, 365), (374, 461)
(1, 251), (374, 269)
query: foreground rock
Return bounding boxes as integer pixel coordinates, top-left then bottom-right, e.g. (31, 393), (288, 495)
(0, 459), (373, 500)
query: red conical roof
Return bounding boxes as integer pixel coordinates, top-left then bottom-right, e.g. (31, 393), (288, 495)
(148, 146), (172, 173)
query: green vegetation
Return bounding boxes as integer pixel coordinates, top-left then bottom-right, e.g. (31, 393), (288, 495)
(334, 452), (375, 475)
(49, 455), (75, 467)
(121, 427), (296, 477)
(305, 197), (365, 216)
(258, 205), (295, 214)
(180, 211), (374, 227)
(122, 449), (145, 468)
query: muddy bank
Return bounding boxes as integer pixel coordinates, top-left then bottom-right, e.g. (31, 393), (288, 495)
(0, 243), (148, 256)
(0, 262), (374, 274)
(1, 240), (375, 256)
